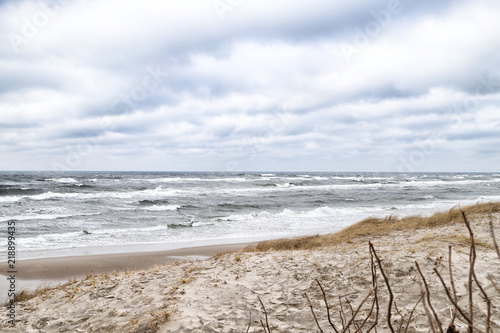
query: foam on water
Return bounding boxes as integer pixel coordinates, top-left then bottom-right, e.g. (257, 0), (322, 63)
(0, 172), (498, 258)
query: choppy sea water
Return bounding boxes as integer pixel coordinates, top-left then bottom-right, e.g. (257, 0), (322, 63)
(1, 172), (499, 259)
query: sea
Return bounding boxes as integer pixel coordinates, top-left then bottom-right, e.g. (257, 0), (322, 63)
(1, 171), (500, 260)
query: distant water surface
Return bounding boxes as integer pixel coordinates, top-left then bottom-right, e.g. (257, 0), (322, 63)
(1, 172), (499, 259)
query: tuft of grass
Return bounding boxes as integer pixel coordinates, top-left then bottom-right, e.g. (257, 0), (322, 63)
(3, 280), (77, 306)
(243, 202), (500, 252)
(146, 308), (171, 331)
(211, 251), (232, 260)
(11, 286), (51, 304)
(417, 233), (494, 249)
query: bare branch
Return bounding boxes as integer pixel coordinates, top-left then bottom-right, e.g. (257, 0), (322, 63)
(472, 270), (491, 333)
(463, 214), (492, 333)
(342, 289), (374, 333)
(415, 261), (443, 333)
(489, 213), (500, 261)
(394, 302), (405, 333)
(455, 316), (485, 333)
(486, 275), (500, 294)
(339, 296), (346, 331)
(461, 211), (474, 333)
(246, 308), (252, 333)
(258, 296), (272, 333)
(403, 295), (422, 333)
(359, 286), (376, 331)
(316, 279), (339, 333)
(345, 296), (355, 322)
(448, 246), (458, 325)
(366, 244), (380, 333)
(260, 319), (268, 333)
(434, 268), (473, 326)
(305, 293), (324, 333)
(369, 242), (395, 333)
(419, 289), (437, 333)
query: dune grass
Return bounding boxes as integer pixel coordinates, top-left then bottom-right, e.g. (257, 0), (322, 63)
(243, 201), (500, 252)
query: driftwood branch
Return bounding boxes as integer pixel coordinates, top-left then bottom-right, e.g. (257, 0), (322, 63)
(366, 245), (380, 333)
(403, 295), (422, 333)
(488, 213), (500, 260)
(415, 261), (443, 333)
(462, 211), (475, 333)
(316, 279), (339, 333)
(448, 245), (458, 325)
(258, 296), (272, 333)
(305, 293), (324, 333)
(246, 308), (252, 333)
(369, 242), (395, 333)
(342, 289), (374, 333)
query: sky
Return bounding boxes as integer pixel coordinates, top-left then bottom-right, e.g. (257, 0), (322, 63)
(1, 0), (500, 172)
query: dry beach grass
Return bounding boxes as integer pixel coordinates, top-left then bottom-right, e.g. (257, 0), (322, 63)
(243, 202), (500, 252)
(1, 202), (499, 332)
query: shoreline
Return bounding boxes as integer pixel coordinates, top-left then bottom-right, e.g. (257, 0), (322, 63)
(1, 242), (256, 280)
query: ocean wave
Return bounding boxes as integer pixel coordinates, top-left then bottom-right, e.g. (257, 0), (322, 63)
(143, 177), (248, 183)
(0, 187), (41, 196)
(138, 199), (170, 206)
(45, 178), (79, 183)
(260, 182), (297, 187)
(144, 205), (181, 211)
(217, 206), (371, 222)
(0, 187), (186, 203)
(167, 221), (193, 229)
(0, 212), (99, 223)
(0, 176), (496, 205)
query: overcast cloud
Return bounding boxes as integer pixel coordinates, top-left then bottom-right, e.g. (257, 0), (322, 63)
(1, 0), (500, 172)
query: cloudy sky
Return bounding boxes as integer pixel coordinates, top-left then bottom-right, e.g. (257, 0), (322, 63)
(1, 0), (500, 172)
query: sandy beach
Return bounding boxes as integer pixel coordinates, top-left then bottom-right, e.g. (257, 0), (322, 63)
(1, 206), (499, 332)
(0, 243), (256, 280)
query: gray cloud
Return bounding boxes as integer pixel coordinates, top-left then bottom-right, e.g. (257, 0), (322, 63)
(1, 0), (500, 171)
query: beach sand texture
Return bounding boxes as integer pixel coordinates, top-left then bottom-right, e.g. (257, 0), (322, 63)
(1, 207), (499, 332)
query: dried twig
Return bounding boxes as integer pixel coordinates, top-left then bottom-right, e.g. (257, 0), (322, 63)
(305, 293), (324, 333)
(339, 296), (347, 331)
(472, 270), (491, 333)
(489, 213), (500, 260)
(415, 261), (443, 333)
(366, 244), (380, 333)
(462, 212), (491, 333)
(260, 319), (267, 333)
(316, 279), (339, 333)
(448, 246), (458, 324)
(258, 296), (272, 333)
(455, 316), (486, 333)
(434, 268), (473, 326)
(461, 211), (474, 333)
(345, 296), (355, 323)
(394, 302), (405, 333)
(369, 242), (395, 333)
(486, 275), (500, 294)
(359, 286), (376, 331)
(246, 308), (252, 333)
(419, 289), (437, 333)
(342, 289), (374, 333)
(403, 295), (422, 333)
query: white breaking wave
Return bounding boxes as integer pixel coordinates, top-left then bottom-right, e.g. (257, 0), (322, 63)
(144, 205), (181, 211)
(45, 178), (78, 183)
